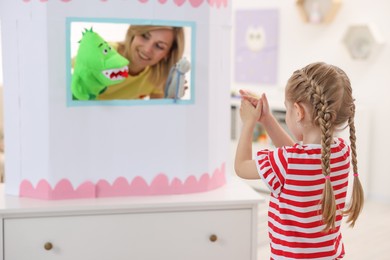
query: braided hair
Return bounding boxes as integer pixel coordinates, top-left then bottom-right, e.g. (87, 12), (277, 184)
(285, 62), (364, 231)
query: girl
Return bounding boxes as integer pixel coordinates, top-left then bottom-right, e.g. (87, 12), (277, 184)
(235, 62), (364, 259)
(98, 25), (185, 100)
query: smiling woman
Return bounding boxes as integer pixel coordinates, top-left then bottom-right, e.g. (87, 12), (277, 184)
(99, 25), (184, 100)
(68, 20), (193, 105)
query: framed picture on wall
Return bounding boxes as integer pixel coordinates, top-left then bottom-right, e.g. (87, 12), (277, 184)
(234, 9), (279, 85)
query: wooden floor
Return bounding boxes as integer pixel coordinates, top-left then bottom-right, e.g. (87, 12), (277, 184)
(255, 191), (390, 260)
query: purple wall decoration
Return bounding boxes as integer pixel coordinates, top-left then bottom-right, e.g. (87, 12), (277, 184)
(234, 9), (279, 85)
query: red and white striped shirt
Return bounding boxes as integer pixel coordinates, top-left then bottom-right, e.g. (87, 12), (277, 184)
(256, 138), (350, 260)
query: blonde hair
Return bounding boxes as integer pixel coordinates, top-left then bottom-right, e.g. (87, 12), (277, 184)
(119, 25), (185, 86)
(285, 62), (364, 231)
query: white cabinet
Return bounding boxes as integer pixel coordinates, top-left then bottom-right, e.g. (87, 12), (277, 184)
(4, 210), (251, 260)
(0, 178), (262, 260)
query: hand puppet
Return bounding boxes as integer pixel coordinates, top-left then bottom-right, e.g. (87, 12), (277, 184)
(164, 57), (191, 100)
(71, 28), (129, 100)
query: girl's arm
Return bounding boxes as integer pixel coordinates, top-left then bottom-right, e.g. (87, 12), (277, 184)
(239, 90), (294, 147)
(234, 100), (261, 180)
(261, 110), (294, 148)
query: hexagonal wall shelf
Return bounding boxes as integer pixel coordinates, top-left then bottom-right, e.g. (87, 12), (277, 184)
(343, 24), (385, 60)
(296, 0), (342, 24)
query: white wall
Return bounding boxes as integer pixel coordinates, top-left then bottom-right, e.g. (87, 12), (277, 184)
(231, 0), (390, 202)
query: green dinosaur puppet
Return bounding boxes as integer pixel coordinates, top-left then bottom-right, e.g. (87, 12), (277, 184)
(71, 28), (129, 100)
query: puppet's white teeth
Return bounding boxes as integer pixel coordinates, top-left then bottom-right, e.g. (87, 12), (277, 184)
(102, 67), (127, 80)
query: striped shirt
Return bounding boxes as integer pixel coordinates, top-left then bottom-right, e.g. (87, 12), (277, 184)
(255, 138), (350, 260)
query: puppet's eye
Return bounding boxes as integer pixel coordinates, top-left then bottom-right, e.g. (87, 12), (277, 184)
(103, 49), (108, 55)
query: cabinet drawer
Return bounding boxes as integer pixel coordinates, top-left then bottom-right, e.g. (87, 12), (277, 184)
(4, 209), (253, 260)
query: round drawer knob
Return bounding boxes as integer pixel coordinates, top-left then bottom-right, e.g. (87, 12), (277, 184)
(44, 242), (53, 251)
(209, 234), (218, 242)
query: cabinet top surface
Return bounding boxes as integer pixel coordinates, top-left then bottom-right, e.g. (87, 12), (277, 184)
(0, 177), (264, 216)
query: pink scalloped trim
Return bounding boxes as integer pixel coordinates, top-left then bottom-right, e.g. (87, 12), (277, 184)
(19, 163), (226, 200)
(20, 179), (95, 200)
(22, 0), (228, 8)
